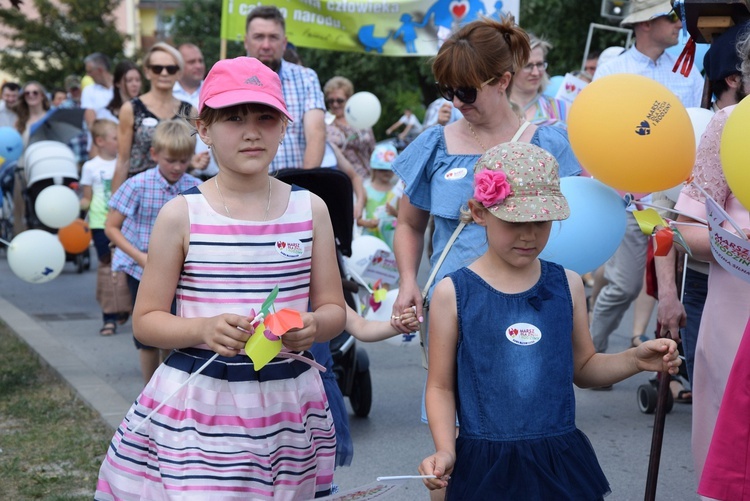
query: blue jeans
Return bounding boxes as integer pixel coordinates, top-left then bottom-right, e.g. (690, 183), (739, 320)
(681, 267), (708, 383)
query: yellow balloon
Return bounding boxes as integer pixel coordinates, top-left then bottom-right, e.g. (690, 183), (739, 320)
(80, 75), (94, 89)
(568, 74), (695, 193)
(720, 96), (750, 210)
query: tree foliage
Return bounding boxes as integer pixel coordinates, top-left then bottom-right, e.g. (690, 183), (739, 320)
(0, 0), (126, 90)
(520, 0), (628, 76)
(167, 0), (625, 138)
(169, 0), (244, 70)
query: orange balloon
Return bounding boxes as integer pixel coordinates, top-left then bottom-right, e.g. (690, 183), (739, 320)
(568, 74), (695, 193)
(58, 219), (91, 254)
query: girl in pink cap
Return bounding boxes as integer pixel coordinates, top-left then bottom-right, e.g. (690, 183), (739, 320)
(95, 57), (346, 500)
(418, 142), (682, 500)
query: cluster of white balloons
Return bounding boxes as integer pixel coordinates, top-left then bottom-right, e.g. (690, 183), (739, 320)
(7, 185), (81, 284)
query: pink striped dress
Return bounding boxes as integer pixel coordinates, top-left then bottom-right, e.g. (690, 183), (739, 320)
(95, 185), (336, 500)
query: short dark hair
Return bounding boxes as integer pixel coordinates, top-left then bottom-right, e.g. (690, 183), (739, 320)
(1, 82), (20, 93)
(246, 5), (285, 32)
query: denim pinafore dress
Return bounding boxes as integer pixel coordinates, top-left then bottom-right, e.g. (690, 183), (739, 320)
(446, 261), (610, 500)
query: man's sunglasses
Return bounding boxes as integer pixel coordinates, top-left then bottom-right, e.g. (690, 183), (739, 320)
(652, 10), (680, 23)
(435, 78), (495, 104)
(148, 64), (180, 75)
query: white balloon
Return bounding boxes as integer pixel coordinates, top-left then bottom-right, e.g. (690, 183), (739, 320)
(34, 185), (80, 229)
(7, 230), (66, 283)
(345, 92), (382, 129)
(347, 235), (392, 278)
(686, 107), (715, 150)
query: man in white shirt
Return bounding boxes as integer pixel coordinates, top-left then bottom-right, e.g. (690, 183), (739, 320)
(589, 0), (701, 365)
(385, 109), (423, 143)
(172, 43), (215, 177)
(0, 82), (20, 129)
(82, 53), (115, 128)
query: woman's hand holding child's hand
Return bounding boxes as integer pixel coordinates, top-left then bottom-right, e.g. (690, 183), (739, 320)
(418, 451), (454, 490)
(281, 312), (317, 352)
(635, 338), (682, 375)
(204, 314), (254, 357)
(399, 307), (420, 332)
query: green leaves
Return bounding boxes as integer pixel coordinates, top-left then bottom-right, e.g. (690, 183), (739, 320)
(0, 0), (125, 90)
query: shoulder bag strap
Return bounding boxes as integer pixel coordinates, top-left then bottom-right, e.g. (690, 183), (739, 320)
(510, 120), (531, 142)
(421, 221), (466, 305)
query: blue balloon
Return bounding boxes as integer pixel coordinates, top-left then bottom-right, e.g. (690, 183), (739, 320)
(0, 127), (23, 165)
(543, 75), (564, 98)
(539, 176), (627, 274)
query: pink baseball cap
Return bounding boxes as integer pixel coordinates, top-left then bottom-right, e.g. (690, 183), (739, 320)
(199, 56), (293, 121)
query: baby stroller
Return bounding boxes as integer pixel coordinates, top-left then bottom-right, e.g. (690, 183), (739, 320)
(21, 140), (90, 272)
(0, 159), (16, 246)
(274, 167), (373, 417)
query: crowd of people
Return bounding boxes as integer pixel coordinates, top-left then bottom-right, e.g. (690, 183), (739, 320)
(1, 0), (749, 498)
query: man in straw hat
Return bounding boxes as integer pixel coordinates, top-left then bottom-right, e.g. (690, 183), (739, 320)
(587, 0), (703, 383)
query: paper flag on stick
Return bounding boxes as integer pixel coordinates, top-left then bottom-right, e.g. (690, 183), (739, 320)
(265, 308), (304, 334)
(633, 209), (668, 236)
(653, 227), (674, 256)
(245, 322), (282, 370)
(260, 285), (280, 316)
(245, 309), (303, 370)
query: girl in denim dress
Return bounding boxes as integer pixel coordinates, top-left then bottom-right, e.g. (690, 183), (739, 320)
(418, 142), (682, 500)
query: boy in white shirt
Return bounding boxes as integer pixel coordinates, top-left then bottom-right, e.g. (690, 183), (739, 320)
(80, 119), (127, 336)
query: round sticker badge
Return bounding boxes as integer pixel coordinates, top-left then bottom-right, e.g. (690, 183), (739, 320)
(444, 167), (468, 180)
(505, 322), (542, 346)
(275, 239), (305, 259)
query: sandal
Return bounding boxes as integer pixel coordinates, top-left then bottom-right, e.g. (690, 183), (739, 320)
(116, 312), (130, 325)
(99, 322), (117, 337)
(631, 333), (649, 347)
(675, 390), (692, 404)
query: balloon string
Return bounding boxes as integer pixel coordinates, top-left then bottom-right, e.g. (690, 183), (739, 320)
(633, 201), (707, 225)
(0, 238), (10, 246)
(129, 311), (265, 435)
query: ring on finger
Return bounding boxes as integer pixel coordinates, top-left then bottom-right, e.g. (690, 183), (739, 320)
(391, 315), (401, 320)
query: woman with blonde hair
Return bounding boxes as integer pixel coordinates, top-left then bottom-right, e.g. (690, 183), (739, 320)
(14, 81), (50, 138)
(323, 75), (376, 178)
(111, 42), (195, 192)
(509, 34), (570, 128)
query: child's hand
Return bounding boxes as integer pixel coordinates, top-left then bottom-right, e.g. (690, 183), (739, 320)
(281, 312), (317, 352)
(203, 314), (254, 357)
(357, 218), (379, 229)
(635, 338), (682, 375)
(399, 307), (420, 332)
(418, 451), (454, 490)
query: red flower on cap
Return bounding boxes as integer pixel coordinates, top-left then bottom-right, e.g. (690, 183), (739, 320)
(474, 168), (513, 208)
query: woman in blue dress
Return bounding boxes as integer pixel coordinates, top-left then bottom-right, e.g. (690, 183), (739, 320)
(417, 141), (682, 500)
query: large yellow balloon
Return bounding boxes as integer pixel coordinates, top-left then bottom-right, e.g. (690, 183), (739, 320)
(720, 96), (750, 210)
(568, 74), (695, 193)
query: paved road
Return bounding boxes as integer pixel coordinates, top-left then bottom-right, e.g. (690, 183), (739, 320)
(0, 251), (698, 500)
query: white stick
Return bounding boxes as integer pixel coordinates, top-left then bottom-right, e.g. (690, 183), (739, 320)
(376, 475), (437, 481)
(0, 238), (9, 246)
(690, 182), (749, 240)
(130, 312), (264, 435)
(634, 201), (707, 225)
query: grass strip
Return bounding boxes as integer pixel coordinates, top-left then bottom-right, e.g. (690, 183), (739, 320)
(0, 321), (112, 499)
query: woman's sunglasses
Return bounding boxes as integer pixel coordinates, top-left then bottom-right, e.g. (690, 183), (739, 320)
(24, 90), (41, 98)
(148, 64), (180, 75)
(326, 97), (346, 106)
(435, 78), (495, 104)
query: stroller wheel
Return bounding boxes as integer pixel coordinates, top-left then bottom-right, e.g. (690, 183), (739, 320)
(637, 383), (658, 414)
(350, 369), (372, 418)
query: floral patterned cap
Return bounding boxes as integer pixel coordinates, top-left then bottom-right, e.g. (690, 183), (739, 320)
(473, 142), (569, 223)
